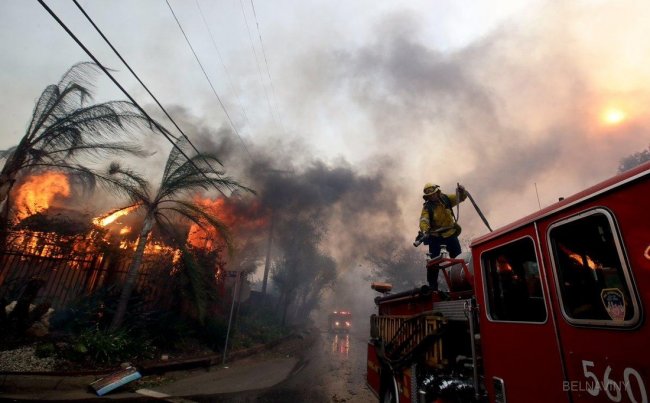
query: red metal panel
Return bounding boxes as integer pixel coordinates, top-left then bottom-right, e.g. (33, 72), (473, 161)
(536, 175), (650, 403)
(400, 368), (412, 402)
(473, 225), (570, 402)
(367, 342), (381, 396)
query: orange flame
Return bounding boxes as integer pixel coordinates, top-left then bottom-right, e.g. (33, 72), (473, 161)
(559, 244), (598, 270)
(496, 255), (512, 273)
(14, 172), (70, 220)
(119, 226), (132, 235)
(93, 204), (139, 227)
(568, 252), (598, 270)
(187, 197), (268, 250)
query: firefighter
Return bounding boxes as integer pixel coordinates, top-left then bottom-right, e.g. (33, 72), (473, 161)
(419, 183), (467, 289)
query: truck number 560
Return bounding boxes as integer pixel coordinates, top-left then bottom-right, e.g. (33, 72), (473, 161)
(581, 360), (647, 403)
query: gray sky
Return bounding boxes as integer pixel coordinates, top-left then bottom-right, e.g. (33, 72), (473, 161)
(2, 0), (650, 270)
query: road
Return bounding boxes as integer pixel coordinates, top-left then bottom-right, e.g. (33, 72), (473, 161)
(185, 328), (376, 402)
(0, 327), (377, 402)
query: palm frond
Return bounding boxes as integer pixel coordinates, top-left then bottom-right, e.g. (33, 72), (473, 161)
(161, 137), (192, 185)
(158, 153), (253, 201)
(20, 62), (165, 163)
(57, 62), (100, 97)
(104, 162), (151, 203)
(0, 147), (17, 161)
(32, 102), (154, 148)
(25, 85), (58, 138)
(1, 62), (174, 216)
(45, 141), (150, 160)
(27, 82), (90, 140)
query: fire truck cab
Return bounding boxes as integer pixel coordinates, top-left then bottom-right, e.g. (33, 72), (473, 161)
(367, 161), (650, 403)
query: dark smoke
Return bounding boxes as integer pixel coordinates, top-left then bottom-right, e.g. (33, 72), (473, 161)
(138, 107), (420, 324)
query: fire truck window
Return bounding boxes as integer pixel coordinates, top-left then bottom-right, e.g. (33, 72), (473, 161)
(482, 238), (546, 322)
(549, 212), (636, 324)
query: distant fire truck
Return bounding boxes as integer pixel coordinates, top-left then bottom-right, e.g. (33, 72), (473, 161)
(329, 310), (352, 333)
(367, 161), (650, 403)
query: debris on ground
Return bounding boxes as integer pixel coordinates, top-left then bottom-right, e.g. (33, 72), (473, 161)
(89, 366), (142, 396)
(0, 347), (58, 372)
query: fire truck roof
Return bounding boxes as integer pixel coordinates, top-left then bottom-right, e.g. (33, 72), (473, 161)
(471, 160), (650, 248)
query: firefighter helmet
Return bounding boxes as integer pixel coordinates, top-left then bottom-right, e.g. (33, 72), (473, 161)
(423, 183), (440, 196)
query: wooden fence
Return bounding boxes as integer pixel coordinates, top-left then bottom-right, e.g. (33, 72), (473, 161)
(0, 230), (177, 310)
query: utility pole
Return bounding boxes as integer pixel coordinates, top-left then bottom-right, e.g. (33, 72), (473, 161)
(257, 168), (292, 300)
(261, 209), (274, 297)
(223, 270), (241, 365)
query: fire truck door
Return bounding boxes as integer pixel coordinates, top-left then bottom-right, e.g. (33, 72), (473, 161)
(477, 234), (570, 402)
(544, 209), (648, 403)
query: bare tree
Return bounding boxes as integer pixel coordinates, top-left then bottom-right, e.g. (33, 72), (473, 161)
(271, 216), (336, 325)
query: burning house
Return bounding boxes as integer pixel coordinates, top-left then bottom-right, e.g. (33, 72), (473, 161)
(0, 171), (264, 315)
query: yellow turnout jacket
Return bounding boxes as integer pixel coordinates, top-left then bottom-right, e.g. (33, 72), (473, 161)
(419, 192), (467, 238)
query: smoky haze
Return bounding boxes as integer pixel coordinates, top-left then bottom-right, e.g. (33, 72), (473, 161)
(118, 106), (422, 325)
(5, 1), (650, 327)
(157, 6), (650, 321)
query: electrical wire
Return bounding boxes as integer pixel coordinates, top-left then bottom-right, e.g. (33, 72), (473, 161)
(238, 0), (277, 126)
(37, 0), (235, 195)
(249, 0), (286, 135)
(71, 0), (230, 184)
(164, 0), (252, 160)
(194, 0), (251, 129)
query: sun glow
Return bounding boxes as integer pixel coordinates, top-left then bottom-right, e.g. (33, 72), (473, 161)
(602, 108), (626, 125)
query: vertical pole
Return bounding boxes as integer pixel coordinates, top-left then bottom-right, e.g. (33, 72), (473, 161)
(466, 299), (481, 401)
(233, 272), (244, 331)
(261, 210), (274, 297)
(223, 271), (240, 365)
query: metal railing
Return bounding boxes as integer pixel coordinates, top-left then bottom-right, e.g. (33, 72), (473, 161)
(371, 312), (446, 367)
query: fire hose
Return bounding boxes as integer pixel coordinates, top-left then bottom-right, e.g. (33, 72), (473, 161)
(458, 182), (492, 232)
(464, 188), (493, 232)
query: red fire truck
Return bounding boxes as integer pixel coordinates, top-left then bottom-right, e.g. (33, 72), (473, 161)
(329, 310), (352, 333)
(367, 161), (650, 403)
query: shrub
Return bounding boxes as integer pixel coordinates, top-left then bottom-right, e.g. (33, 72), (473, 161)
(198, 317), (228, 351)
(35, 342), (56, 358)
(49, 285), (121, 333)
(61, 327), (155, 366)
(143, 311), (195, 350)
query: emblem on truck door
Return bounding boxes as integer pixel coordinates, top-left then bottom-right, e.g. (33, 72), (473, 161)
(601, 288), (626, 322)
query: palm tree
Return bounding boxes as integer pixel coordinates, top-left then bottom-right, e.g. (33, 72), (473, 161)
(0, 62), (155, 233)
(108, 138), (251, 331)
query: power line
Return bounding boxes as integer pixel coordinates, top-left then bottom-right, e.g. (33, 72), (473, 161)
(36, 0), (235, 195)
(164, 0), (252, 160)
(71, 0), (229, 185)
(194, 0), (251, 129)
(249, 0), (287, 135)
(238, 0), (277, 127)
